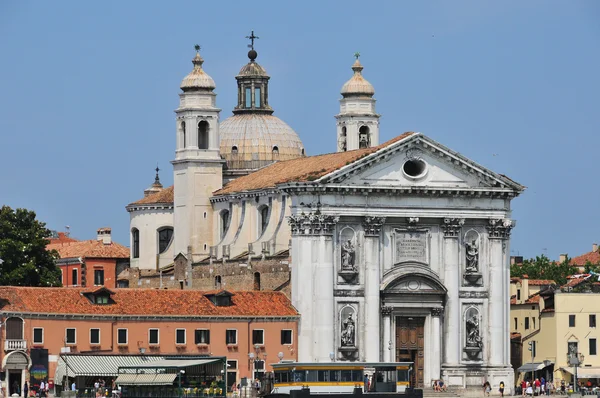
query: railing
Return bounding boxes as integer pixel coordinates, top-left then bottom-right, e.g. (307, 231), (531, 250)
(5, 339), (27, 351)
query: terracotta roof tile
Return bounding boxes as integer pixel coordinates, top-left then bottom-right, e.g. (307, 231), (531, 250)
(528, 279), (555, 286)
(525, 293), (541, 304)
(130, 186), (174, 206)
(510, 295), (516, 305)
(511, 332), (522, 340)
(0, 287), (298, 317)
(48, 232), (78, 244)
(47, 240), (129, 259)
(570, 251), (600, 266)
(214, 132), (415, 196)
(562, 275), (591, 288)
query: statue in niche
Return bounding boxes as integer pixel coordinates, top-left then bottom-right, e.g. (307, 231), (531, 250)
(466, 312), (482, 348)
(465, 238), (479, 273)
(341, 314), (356, 347)
(341, 239), (356, 271)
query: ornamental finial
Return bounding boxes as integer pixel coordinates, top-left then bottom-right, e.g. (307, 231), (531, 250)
(354, 52), (360, 60)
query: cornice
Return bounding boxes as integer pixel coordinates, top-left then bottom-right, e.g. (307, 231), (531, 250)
(126, 204), (174, 213)
(210, 189), (282, 203)
(0, 312), (299, 322)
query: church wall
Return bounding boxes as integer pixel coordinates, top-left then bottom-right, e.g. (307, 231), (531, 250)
(129, 207), (174, 270)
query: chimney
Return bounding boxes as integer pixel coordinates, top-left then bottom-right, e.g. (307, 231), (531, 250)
(559, 253), (567, 263)
(97, 227), (112, 245)
(593, 243), (598, 253)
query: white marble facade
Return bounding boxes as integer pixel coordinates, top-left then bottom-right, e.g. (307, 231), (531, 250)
(288, 134), (524, 391)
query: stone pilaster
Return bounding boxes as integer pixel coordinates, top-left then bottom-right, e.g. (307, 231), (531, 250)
(431, 307), (443, 380)
(441, 218), (463, 365)
(382, 306), (392, 362)
(363, 216), (385, 361)
(486, 219), (513, 366)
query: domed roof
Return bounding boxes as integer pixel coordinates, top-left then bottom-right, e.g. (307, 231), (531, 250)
(180, 50), (216, 91)
(340, 58), (375, 97)
(238, 60), (268, 77)
(219, 114), (304, 171)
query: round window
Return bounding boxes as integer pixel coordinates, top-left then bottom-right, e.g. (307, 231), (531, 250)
(402, 158), (428, 180)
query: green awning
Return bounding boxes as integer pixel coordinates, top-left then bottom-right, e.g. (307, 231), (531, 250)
(55, 355), (168, 381)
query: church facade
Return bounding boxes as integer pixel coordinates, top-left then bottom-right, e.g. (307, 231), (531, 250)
(126, 41), (524, 390)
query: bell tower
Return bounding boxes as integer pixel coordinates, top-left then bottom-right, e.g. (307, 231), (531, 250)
(172, 46), (223, 261)
(335, 53), (380, 152)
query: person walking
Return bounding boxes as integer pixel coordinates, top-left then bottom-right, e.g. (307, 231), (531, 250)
(364, 374), (369, 393)
(499, 380), (505, 397)
(23, 381), (28, 398)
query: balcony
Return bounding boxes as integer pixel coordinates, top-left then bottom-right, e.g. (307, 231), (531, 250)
(5, 339), (27, 351)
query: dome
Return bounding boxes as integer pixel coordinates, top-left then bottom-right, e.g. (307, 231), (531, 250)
(219, 114), (304, 170)
(180, 52), (216, 91)
(237, 61), (268, 77)
(340, 58), (375, 97)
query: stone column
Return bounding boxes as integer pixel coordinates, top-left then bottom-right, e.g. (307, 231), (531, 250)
(382, 306), (393, 362)
(289, 213), (339, 362)
(487, 219), (513, 366)
(441, 218), (464, 365)
(363, 216), (385, 362)
(431, 307), (443, 379)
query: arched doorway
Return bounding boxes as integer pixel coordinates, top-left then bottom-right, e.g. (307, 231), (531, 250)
(380, 264), (447, 388)
(3, 350), (31, 397)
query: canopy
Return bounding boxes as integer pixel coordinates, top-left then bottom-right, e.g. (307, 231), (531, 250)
(119, 358), (222, 370)
(517, 362), (552, 373)
(561, 367), (600, 378)
(115, 373), (177, 386)
(55, 355), (168, 381)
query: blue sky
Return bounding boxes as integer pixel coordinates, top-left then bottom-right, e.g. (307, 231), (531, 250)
(1, 1), (598, 260)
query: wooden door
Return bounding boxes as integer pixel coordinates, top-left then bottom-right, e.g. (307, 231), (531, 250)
(395, 317), (425, 388)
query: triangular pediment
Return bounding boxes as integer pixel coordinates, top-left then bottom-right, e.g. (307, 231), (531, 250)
(319, 134), (524, 194)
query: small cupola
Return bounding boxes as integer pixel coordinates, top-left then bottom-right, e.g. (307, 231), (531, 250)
(180, 45), (216, 92)
(204, 290), (234, 307)
(144, 166), (164, 197)
(340, 53), (375, 98)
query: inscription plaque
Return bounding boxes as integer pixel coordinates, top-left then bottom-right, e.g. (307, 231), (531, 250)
(396, 231), (428, 264)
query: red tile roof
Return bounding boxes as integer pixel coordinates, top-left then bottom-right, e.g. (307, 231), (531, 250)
(511, 332), (522, 340)
(562, 275), (591, 288)
(0, 287), (299, 317)
(214, 132), (415, 196)
(510, 295), (517, 305)
(130, 186), (174, 206)
(528, 279), (555, 286)
(570, 251), (600, 266)
(525, 294), (541, 304)
(48, 232), (78, 244)
(47, 240), (129, 259)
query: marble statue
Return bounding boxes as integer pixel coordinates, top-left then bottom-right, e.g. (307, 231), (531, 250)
(341, 314), (356, 346)
(341, 239), (355, 271)
(466, 313), (482, 348)
(465, 238), (479, 273)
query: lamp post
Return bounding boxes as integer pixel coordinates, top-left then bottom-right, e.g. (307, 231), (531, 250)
(277, 352), (284, 363)
(178, 369), (185, 398)
(567, 351), (584, 393)
(528, 341), (534, 385)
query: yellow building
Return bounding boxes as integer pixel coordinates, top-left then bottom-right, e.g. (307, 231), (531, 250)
(520, 275), (600, 386)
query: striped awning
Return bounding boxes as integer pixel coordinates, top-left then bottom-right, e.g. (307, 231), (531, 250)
(115, 373), (177, 386)
(55, 355), (168, 382)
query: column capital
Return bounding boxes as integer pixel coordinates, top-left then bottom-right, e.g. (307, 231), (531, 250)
(487, 218), (514, 239)
(363, 216), (386, 237)
(441, 218), (465, 238)
(288, 212), (339, 236)
(431, 307), (443, 317)
(381, 306), (393, 316)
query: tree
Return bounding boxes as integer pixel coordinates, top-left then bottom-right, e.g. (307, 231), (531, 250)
(0, 205), (62, 286)
(510, 254), (579, 286)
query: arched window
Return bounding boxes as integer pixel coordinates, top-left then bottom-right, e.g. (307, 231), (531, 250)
(5, 317), (23, 340)
(198, 121), (209, 149)
(181, 121), (186, 148)
(359, 125), (370, 149)
(272, 146), (279, 158)
(231, 146), (238, 155)
(301, 148), (305, 156)
(254, 272), (261, 291)
(132, 228), (140, 259)
(220, 210), (230, 239)
(258, 205), (269, 236)
(339, 126), (347, 152)
(157, 227), (174, 254)
(215, 275), (222, 290)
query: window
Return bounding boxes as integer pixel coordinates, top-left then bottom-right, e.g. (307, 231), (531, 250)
(117, 329), (128, 345)
(569, 314), (576, 327)
(231, 146), (238, 155)
(254, 272), (261, 291)
(90, 328), (100, 345)
(525, 317), (530, 330)
(227, 360), (237, 369)
(514, 318), (518, 330)
(252, 330), (264, 345)
(245, 87), (252, 108)
(176, 329), (186, 345)
(255, 87), (261, 107)
(591, 338), (597, 356)
(181, 121), (186, 148)
(72, 268), (78, 286)
(198, 121), (209, 149)
(517, 290), (521, 300)
(149, 329), (159, 345)
(195, 329), (210, 345)
(33, 328), (44, 344)
(568, 341), (578, 357)
(532, 317), (536, 329)
(158, 227), (174, 254)
(272, 146), (279, 156)
(95, 295), (108, 304)
(132, 229), (140, 259)
(94, 269), (104, 286)
(259, 206), (269, 235)
(66, 328), (76, 344)
(591, 314), (597, 328)
(215, 275), (222, 290)
(359, 125), (370, 148)
(226, 329), (237, 345)
(220, 210), (230, 239)
(281, 329), (293, 345)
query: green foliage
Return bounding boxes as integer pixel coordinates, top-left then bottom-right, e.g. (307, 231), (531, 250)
(510, 254), (580, 286)
(0, 205), (62, 286)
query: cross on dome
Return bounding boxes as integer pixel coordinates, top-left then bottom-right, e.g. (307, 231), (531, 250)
(246, 31), (259, 50)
